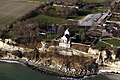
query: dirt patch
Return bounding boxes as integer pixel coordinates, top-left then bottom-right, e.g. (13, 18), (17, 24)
(71, 43), (89, 52)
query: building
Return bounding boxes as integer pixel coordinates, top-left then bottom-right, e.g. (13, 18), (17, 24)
(78, 12), (109, 26)
(59, 28), (71, 48)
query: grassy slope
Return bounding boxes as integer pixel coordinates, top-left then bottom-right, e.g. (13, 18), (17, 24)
(39, 34), (57, 41)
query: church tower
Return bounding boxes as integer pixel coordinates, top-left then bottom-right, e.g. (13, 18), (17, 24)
(59, 28), (71, 48)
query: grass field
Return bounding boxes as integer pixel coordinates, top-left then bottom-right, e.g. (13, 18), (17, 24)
(0, 0), (39, 25)
(32, 14), (72, 24)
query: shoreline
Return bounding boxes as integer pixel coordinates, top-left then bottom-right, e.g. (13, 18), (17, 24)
(0, 59), (27, 66)
(99, 70), (120, 74)
(0, 60), (20, 63)
(0, 59), (94, 79)
(0, 59), (120, 80)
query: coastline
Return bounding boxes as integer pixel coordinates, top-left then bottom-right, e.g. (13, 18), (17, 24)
(0, 59), (120, 80)
(0, 59), (27, 66)
(0, 39), (98, 79)
(0, 38), (119, 79)
(0, 60), (20, 63)
(0, 59), (94, 78)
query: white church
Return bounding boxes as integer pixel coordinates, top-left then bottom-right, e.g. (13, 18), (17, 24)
(59, 28), (71, 48)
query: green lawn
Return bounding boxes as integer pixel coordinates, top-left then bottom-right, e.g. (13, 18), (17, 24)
(103, 39), (120, 46)
(32, 15), (72, 24)
(96, 41), (111, 49)
(96, 38), (120, 49)
(39, 34), (56, 41)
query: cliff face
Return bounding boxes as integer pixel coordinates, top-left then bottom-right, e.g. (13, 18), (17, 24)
(0, 39), (120, 78)
(0, 39), (97, 77)
(0, 45), (98, 78)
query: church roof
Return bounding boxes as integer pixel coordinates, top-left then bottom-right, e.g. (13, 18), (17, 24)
(64, 28), (70, 36)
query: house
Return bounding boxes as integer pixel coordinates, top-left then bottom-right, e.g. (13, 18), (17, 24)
(48, 25), (58, 34)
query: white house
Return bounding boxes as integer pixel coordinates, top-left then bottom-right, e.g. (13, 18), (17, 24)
(59, 28), (71, 48)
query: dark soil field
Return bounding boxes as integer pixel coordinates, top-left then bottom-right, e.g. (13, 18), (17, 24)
(0, 0), (39, 25)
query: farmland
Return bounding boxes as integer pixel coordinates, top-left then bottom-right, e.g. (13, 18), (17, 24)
(0, 0), (39, 25)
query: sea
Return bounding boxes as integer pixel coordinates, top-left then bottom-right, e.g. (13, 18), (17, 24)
(0, 62), (120, 80)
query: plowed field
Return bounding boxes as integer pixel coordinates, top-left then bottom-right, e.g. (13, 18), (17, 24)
(0, 0), (39, 25)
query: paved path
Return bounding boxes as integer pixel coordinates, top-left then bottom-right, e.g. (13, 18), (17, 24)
(107, 21), (120, 25)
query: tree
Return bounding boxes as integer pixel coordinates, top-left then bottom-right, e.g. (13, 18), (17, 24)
(11, 50), (23, 58)
(80, 32), (86, 44)
(33, 48), (40, 61)
(17, 50), (23, 58)
(57, 25), (65, 38)
(104, 0), (111, 8)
